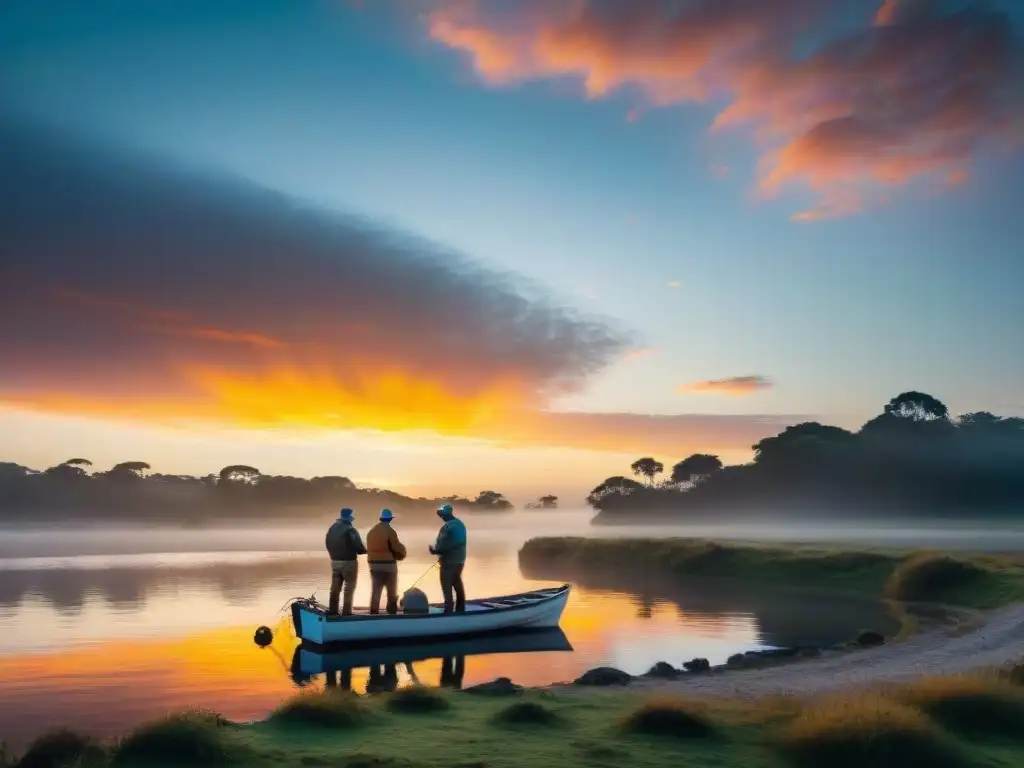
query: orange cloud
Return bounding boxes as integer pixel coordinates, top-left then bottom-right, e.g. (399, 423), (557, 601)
(624, 347), (657, 361)
(424, 0), (1024, 219)
(679, 375), (773, 396)
(0, 115), (799, 456)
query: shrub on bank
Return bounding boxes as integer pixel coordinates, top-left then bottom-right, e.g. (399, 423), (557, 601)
(620, 700), (716, 739)
(271, 690), (367, 728)
(385, 686), (450, 714)
(115, 710), (232, 767)
(15, 728), (100, 768)
(776, 694), (966, 768)
(896, 676), (1024, 739)
(885, 554), (987, 602)
(491, 701), (561, 727)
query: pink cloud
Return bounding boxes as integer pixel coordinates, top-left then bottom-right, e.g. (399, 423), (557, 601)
(424, 0), (1024, 220)
(679, 375), (773, 396)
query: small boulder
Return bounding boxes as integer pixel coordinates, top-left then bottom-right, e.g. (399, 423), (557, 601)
(726, 653), (747, 669)
(799, 646), (822, 658)
(683, 658), (711, 673)
(574, 667), (633, 686)
(464, 677), (523, 696)
(856, 630), (886, 647)
(644, 661), (680, 679)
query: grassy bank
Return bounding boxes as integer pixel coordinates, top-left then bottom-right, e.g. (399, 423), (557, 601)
(518, 537), (1024, 609)
(8, 671), (1024, 768)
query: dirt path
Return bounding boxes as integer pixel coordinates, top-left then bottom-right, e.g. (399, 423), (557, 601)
(559, 603), (1024, 699)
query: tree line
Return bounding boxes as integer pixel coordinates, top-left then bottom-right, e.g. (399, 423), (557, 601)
(588, 391), (1024, 519)
(0, 460), (521, 523)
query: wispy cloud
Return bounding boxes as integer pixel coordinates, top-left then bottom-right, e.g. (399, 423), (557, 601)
(679, 375), (774, 396)
(424, 0), (1024, 220)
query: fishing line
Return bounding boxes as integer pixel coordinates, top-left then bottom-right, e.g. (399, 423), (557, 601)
(404, 561), (438, 593)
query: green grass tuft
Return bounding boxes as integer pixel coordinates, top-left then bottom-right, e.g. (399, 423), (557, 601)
(775, 694), (967, 768)
(491, 701), (561, 727)
(115, 709), (232, 766)
(15, 728), (99, 768)
(384, 686), (451, 714)
(620, 699), (717, 740)
(884, 554), (988, 603)
(270, 690), (367, 728)
(896, 676), (1024, 739)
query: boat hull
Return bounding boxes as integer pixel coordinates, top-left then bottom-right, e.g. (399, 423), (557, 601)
(291, 584), (570, 647)
(293, 627), (573, 675)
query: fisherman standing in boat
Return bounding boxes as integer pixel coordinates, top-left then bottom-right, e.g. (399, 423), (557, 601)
(366, 508), (407, 614)
(428, 503), (467, 612)
(325, 507), (366, 616)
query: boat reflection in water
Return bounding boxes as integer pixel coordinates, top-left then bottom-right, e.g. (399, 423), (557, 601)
(290, 628), (573, 692)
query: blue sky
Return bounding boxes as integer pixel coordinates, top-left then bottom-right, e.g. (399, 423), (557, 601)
(1, 0), (1022, 496)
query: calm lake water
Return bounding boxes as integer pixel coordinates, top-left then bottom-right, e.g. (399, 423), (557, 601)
(2, 510), (1022, 749)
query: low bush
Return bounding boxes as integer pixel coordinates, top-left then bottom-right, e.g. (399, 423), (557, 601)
(271, 690), (367, 728)
(15, 728), (98, 768)
(885, 554), (986, 602)
(620, 700), (716, 739)
(384, 686), (450, 714)
(491, 701), (560, 727)
(115, 709), (232, 766)
(897, 676), (1024, 739)
(776, 694), (966, 768)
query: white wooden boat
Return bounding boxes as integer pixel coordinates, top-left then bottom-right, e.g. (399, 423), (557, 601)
(290, 584), (570, 647)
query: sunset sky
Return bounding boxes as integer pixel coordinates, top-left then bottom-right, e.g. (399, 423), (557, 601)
(1, 0), (1023, 501)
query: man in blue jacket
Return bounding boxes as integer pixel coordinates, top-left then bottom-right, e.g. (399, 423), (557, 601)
(428, 504), (467, 612)
(325, 507), (366, 616)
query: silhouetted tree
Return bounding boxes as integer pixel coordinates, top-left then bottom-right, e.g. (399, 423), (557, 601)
(473, 490), (513, 511)
(884, 391), (949, 422)
(630, 457), (663, 486)
(64, 458), (92, 468)
(671, 454), (723, 484)
(102, 461), (150, 483)
(587, 390), (1024, 518)
(219, 465), (261, 484)
(539, 495), (558, 508)
(587, 476), (644, 507)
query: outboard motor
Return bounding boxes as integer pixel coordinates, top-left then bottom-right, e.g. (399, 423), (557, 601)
(401, 587), (430, 614)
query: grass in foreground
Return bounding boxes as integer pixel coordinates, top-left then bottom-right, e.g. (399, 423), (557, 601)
(270, 689), (368, 728)
(519, 537), (1024, 609)
(12, 671), (1024, 768)
(775, 693), (967, 768)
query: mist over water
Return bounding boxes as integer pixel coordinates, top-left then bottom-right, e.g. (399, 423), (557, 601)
(5, 507), (1024, 559)
(1, 509), (1023, 748)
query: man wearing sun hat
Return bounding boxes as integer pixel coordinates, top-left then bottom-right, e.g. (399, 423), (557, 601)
(429, 503), (467, 612)
(325, 507), (367, 616)
(366, 508), (408, 615)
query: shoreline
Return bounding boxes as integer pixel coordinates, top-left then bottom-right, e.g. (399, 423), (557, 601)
(548, 600), (1024, 699)
(8, 538), (1024, 766)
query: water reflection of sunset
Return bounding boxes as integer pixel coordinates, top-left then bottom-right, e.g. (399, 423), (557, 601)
(0, 586), (760, 749)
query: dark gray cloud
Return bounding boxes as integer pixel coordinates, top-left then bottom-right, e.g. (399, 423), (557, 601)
(0, 113), (628, 426)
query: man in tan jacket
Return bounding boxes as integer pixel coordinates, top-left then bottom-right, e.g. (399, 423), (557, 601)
(365, 508), (407, 614)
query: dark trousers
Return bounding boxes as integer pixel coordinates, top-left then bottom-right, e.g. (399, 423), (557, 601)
(369, 564), (399, 615)
(440, 563), (465, 613)
(329, 560), (357, 616)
